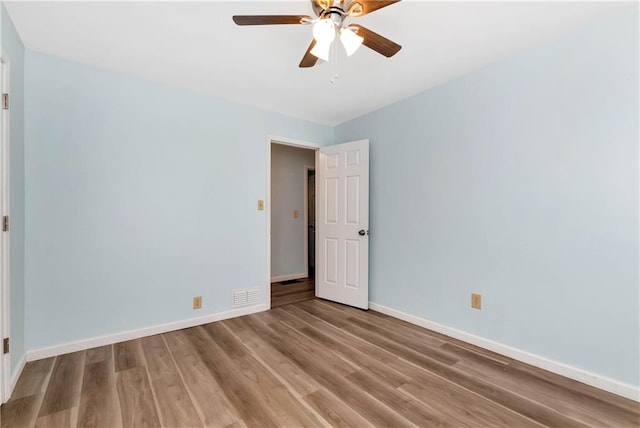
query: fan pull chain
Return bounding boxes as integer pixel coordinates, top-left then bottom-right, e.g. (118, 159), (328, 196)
(330, 41), (339, 83)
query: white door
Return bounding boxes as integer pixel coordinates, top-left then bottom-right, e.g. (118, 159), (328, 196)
(316, 139), (369, 309)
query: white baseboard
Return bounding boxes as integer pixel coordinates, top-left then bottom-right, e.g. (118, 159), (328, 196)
(9, 353), (26, 400)
(271, 273), (308, 283)
(369, 302), (640, 402)
(26, 303), (268, 362)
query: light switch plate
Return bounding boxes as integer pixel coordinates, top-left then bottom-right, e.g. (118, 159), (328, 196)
(293, 210), (299, 218)
(257, 200), (264, 210)
(471, 293), (482, 309)
(193, 296), (202, 309)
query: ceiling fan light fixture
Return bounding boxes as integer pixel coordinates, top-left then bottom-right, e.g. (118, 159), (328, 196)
(339, 27), (364, 56)
(312, 18), (336, 44)
(310, 40), (332, 61)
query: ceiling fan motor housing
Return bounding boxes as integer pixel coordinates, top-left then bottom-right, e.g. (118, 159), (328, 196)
(324, 8), (345, 27)
(313, 0), (355, 19)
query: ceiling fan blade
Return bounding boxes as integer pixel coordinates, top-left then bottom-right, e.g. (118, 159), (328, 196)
(232, 15), (311, 26)
(312, 0), (330, 17)
(347, 0), (400, 17)
(299, 40), (319, 68)
(314, 0), (331, 11)
(350, 24), (401, 57)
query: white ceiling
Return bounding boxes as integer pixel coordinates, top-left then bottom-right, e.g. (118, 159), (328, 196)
(4, 1), (632, 126)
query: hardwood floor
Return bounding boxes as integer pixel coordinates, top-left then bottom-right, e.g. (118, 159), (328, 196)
(271, 278), (315, 308)
(2, 299), (638, 427)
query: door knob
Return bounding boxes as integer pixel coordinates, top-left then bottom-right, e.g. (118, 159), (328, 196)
(358, 229), (366, 236)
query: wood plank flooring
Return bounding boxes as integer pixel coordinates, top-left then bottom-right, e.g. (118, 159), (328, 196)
(2, 299), (638, 427)
(271, 278), (315, 308)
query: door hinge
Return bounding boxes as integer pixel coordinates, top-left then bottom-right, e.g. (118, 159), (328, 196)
(2, 93), (8, 110)
(3, 338), (8, 354)
(2, 215), (8, 232)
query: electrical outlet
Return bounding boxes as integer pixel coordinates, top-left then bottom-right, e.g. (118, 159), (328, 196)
(193, 296), (202, 309)
(471, 293), (482, 310)
(257, 200), (264, 210)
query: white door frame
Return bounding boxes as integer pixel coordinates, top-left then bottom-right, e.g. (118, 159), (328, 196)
(0, 55), (10, 404)
(266, 135), (320, 310)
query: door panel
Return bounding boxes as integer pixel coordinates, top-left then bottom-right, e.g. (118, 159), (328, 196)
(316, 140), (369, 309)
(325, 178), (338, 223)
(346, 176), (360, 224)
(325, 238), (339, 285)
(345, 239), (360, 288)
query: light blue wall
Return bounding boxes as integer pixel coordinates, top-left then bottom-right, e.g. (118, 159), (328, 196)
(21, 4), (640, 389)
(271, 144), (315, 279)
(1, 3), (25, 375)
(335, 8), (639, 387)
(25, 51), (332, 350)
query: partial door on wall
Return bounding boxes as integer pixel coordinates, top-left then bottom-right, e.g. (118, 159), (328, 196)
(316, 139), (369, 310)
(0, 57), (9, 404)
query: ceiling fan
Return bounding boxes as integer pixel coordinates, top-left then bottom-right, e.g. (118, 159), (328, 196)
(232, 0), (402, 68)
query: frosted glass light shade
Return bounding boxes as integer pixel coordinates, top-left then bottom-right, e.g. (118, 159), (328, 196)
(310, 41), (332, 61)
(340, 27), (363, 56)
(313, 19), (336, 44)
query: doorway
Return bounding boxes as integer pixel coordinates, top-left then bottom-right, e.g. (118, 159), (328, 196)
(266, 137), (370, 310)
(271, 164), (315, 309)
(267, 138), (318, 309)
